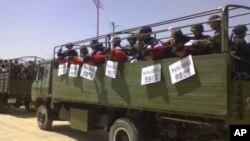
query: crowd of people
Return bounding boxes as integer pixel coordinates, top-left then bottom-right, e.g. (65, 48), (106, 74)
(56, 14), (250, 80)
(0, 59), (38, 80)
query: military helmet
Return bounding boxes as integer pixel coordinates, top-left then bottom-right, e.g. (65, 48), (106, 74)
(191, 24), (204, 32)
(91, 39), (98, 45)
(112, 36), (121, 43)
(233, 24), (248, 35)
(65, 42), (74, 48)
(127, 34), (136, 41)
(139, 26), (152, 34)
(208, 15), (221, 21)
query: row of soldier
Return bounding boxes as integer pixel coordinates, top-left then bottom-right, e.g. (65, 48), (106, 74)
(56, 15), (250, 80)
(0, 59), (38, 80)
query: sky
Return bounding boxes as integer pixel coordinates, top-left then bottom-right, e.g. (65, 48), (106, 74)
(0, 0), (249, 59)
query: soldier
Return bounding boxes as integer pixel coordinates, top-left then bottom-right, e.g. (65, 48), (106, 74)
(112, 36), (122, 50)
(231, 24), (250, 80)
(134, 26), (158, 61)
(186, 15), (222, 53)
(190, 24), (210, 40)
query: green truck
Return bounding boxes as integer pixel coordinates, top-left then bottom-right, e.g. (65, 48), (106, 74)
(0, 56), (43, 112)
(32, 5), (250, 141)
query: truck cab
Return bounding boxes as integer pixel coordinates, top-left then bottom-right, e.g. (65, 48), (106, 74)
(32, 60), (52, 109)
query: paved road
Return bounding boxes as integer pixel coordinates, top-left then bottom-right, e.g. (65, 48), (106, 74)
(0, 107), (108, 141)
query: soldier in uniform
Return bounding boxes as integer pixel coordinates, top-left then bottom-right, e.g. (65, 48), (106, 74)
(187, 15), (222, 53)
(190, 24), (210, 40)
(231, 24), (250, 80)
(112, 36), (122, 50)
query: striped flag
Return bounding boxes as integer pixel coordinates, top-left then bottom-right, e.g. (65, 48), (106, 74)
(92, 0), (104, 9)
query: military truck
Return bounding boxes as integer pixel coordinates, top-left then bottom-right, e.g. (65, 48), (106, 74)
(32, 5), (250, 141)
(0, 56), (43, 112)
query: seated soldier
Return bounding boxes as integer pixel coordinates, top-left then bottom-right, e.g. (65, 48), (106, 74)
(231, 24), (250, 80)
(171, 43), (212, 58)
(187, 15), (222, 53)
(190, 24), (210, 40)
(134, 26), (158, 61)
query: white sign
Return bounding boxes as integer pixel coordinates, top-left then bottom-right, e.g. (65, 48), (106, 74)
(141, 64), (161, 85)
(58, 63), (68, 76)
(168, 55), (196, 84)
(8, 98), (16, 104)
(80, 64), (97, 81)
(69, 64), (80, 77)
(105, 60), (118, 78)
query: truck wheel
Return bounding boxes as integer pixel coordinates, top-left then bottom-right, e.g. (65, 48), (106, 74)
(37, 104), (53, 130)
(109, 118), (141, 141)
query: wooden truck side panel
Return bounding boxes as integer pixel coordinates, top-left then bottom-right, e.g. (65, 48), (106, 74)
(8, 80), (33, 97)
(51, 54), (228, 117)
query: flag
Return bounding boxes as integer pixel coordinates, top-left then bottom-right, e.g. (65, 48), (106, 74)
(92, 0), (104, 9)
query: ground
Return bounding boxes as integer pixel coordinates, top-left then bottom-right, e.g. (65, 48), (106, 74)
(0, 107), (108, 141)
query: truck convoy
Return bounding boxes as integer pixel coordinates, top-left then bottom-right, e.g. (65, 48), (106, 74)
(0, 56), (43, 112)
(31, 5), (250, 141)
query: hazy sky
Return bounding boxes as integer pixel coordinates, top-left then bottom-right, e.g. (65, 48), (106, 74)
(0, 0), (249, 59)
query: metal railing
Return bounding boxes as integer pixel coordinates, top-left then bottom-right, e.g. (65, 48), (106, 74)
(53, 4), (250, 60)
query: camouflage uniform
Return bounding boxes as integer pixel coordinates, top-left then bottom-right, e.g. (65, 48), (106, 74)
(195, 31), (221, 53)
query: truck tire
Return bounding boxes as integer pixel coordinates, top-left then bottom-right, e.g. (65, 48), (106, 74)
(37, 104), (53, 130)
(109, 118), (142, 141)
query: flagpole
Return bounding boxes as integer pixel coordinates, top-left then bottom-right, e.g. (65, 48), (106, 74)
(97, 4), (99, 40)
(92, 0), (103, 41)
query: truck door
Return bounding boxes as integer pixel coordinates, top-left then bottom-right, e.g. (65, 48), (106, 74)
(32, 62), (51, 100)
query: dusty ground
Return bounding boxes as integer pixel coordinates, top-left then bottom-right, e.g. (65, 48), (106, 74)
(0, 107), (108, 141)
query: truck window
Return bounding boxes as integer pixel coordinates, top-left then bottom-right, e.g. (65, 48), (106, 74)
(37, 67), (45, 80)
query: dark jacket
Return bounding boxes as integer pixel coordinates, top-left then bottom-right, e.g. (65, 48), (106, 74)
(57, 49), (78, 58)
(232, 37), (250, 76)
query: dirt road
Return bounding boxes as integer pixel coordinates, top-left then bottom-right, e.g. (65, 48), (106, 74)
(0, 107), (108, 141)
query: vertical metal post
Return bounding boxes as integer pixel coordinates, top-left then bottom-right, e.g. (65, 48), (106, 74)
(221, 7), (229, 52)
